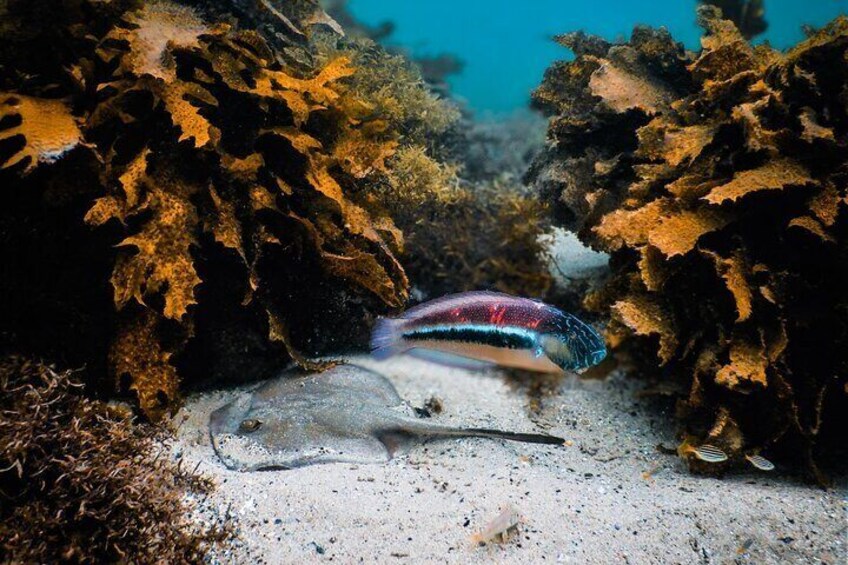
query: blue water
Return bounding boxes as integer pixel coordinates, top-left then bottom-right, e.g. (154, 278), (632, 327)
(347, 0), (848, 115)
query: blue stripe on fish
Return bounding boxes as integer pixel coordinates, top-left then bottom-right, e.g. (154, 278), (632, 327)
(401, 324), (539, 351)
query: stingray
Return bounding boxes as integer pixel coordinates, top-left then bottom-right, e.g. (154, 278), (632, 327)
(209, 364), (563, 471)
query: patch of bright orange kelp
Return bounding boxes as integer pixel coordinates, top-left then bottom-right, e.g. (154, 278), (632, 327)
(0, 0), (463, 420)
(529, 7), (848, 481)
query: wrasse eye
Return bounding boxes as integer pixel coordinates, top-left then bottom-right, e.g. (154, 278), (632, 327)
(239, 418), (262, 433)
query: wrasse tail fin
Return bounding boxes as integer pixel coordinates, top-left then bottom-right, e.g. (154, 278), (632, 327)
(370, 317), (405, 360)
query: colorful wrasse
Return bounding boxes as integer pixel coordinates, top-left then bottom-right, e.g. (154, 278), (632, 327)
(370, 291), (607, 374)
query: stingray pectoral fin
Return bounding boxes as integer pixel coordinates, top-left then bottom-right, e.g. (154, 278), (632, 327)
(406, 347), (497, 371)
(285, 435), (395, 468)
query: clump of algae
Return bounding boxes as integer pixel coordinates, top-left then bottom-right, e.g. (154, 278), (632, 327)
(0, 356), (230, 562)
(382, 145), (554, 300)
(0, 0), (556, 424)
(699, 0), (766, 39)
(529, 6), (848, 481)
(314, 5), (554, 302)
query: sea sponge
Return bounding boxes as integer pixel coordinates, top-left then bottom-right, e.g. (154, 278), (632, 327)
(0, 356), (228, 562)
(0, 0), (456, 419)
(529, 8), (848, 480)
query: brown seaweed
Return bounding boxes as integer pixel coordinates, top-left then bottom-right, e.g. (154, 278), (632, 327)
(0, 356), (229, 562)
(699, 0), (766, 39)
(382, 146), (554, 300)
(0, 0), (458, 419)
(529, 8), (848, 480)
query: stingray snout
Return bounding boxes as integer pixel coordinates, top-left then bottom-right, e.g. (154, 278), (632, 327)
(209, 392), (271, 471)
(209, 392), (253, 435)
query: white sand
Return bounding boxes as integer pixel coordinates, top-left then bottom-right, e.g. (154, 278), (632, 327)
(174, 355), (846, 564)
(545, 228), (609, 284)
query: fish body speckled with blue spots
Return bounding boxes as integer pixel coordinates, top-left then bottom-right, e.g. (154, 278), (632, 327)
(370, 291), (607, 374)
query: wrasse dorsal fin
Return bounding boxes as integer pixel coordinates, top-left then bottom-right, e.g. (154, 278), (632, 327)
(401, 290), (539, 319)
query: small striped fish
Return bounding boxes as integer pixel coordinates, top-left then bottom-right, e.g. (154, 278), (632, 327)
(370, 291), (607, 374)
(690, 444), (728, 463)
(745, 453), (775, 471)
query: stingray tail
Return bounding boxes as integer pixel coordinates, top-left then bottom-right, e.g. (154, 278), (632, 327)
(398, 419), (564, 445)
(452, 427), (564, 445)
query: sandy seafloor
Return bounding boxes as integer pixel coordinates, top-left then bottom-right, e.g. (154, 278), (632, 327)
(173, 352), (846, 564)
(171, 231), (845, 564)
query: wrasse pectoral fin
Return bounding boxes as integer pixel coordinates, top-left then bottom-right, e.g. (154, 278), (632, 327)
(407, 347), (497, 371)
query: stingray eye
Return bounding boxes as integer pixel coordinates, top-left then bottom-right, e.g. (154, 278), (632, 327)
(239, 418), (262, 433)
